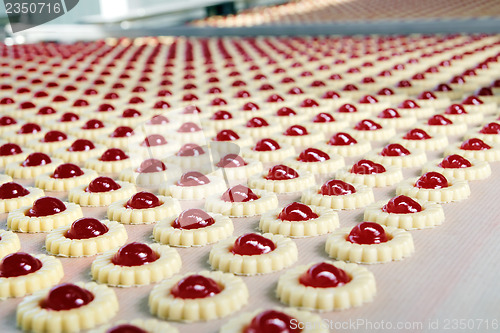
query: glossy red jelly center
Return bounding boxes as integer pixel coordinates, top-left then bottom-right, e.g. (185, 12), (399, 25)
(298, 148), (330, 162)
(254, 138), (280, 151)
(26, 197), (66, 217)
(171, 275), (222, 299)
(22, 152), (51, 167)
(312, 112), (335, 123)
(231, 233), (276, 255)
(328, 132), (357, 146)
(112, 242), (159, 267)
(347, 222), (388, 245)
(125, 191), (161, 209)
(276, 107), (296, 116)
(59, 112), (79, 122)
(284, 125), (308, 136)
(244, 310), (301, 333)
(216, 154), (247, 168)
(52, 163), (84, 179)
(215, 129), (240, 141)
(320, 179), (356, 196)
(417, 91), (437, 100)
(299, 98), (319, 108)
(246, 117), (269, 128)
(110, 126), (134, 138)
(445, 104), (467, 115)
(403, 128), (431, 140)
(299, 262), (351, 288)
(65, 218), (109, 239)
(378, 108), (401, 119)
(460, 138), (491, 151)
(69, 139), (95, 152)
(41, 283), (94, 311)
(0, 116), (17, 126)
(149, 115), (169, 125)
(480, 122), (500, 134)
(122, 109), (141, 118)
(337, 104), (357, 113)
(100, 148), (129, 161)
(82, 119), (105, 130)
(0, 252), (42, 277)
(42, 130), (67, 142)
(428, 115), (452, 126)
(439, 154), (472, 168)
(18, 123), (41, 134)
(359, 95), (378, 104)
(176, 143), (204, 156)
(265, 164), (299, 180)
(415, 172), (449, 189)
(380, 143), (410, 156)
(462, 96), (483, 105)
(136, 159), (166, 173)
(172, 209), (215, 230)
(0, 143), (22, 156)
(177, 171), (210, 186)
(221, 185), (259, 202)
(398, 100), (420, 109)
(278, 202), (318, 221)
(351, 159), (386, 174)
(211, 110), (233, 120)
(141, 134), (167, 147)
(382, 195), (422, 214)
(107, 324), (147, 333)
(354, 119), (382, 131)
(177, 122), (201, 133)
(86, 177), (121, 192)
(0, 182), (29, 199)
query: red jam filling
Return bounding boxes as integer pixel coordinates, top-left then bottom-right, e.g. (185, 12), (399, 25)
(37, 106), (56, 115)
(177, 122), (202, 133)
(398, 100), (420, 109)
(215, 129), (240, 141)
(320, 179), (356, 196)
(0, 252), (42, 277)
(347, 222), (388, 245)
(242, 102), (260, 111)
(403, 128), (431, 140)
(480, 122), (500, 134)
(148, 115), (169, 125)
(65, 218), (109, 239)
(18, 123), (41, 134)
(415, 172), (449, 189)
(299, 98), (319, 108)
(278, 202), (318, 221)
(110, 126), (134, 138)
(378, 108), (401, 119)
(231, 233), (276, 256)
(0, 182), (29, 199)
(246, 117), (269, 128)
(382, 195), (422, 214)
(171, 275), (222, 299)
(82, 119), (105, 130)
(354, 119), (382, 131)
(0, 116), (17, 126)
(68, 139), (95, 152)
(276, 107), (296, 117)
(417, 91), (437, 100)
(265, 164), (299, 180)
(42, 130), (67, 143)
(380, 143), (410, 156)
(351, 159), (386, 174)
(299, 262), (351, 288)
(337, 103), (357, 113)
(0, 143), (22, 156)
(211, 110), (233, 120)
(52, 163), (84, 179)
(328, 132), (357, 146)
(428, 115), (452, 126)
(59, 112), (79, 122)
(41, 283), (94, 311)
(283, 125), (308, 136)
(243, 310), (301, 333)
(22, 152), (51, 167)
(176, 143), (204, 156)
(312, 112), (335, 123)
(359, 95), (378, 104)
(125, 191), (162, 209)
(445, 104), (467, 115)
(172, 209), (215, 230)
(26, 197), (66, 217)
(177, 171), (210, 186)
(253, 138), (280, 151)
(460, 138), (491, 151)
(221, 185), (259, 202)
(112, 242), (159, 266)
(99, 148), (129, 161)
(141, 134), (168, 147)
(439, 154), (472, 169)
(107, 324), (147, 333)
(298, 148), (330, 162)
(86, 177), (121, 192)
(462, 96), (483, 105)
(216, 154), (247, 168)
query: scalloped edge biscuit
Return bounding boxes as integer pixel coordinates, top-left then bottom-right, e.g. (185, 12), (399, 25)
(205, 188), (278, 217)
(335, 165), (403, 187)
(422, 158), (491, 181)
(241, 145), (296, 163)
(0, 149), (33, 168)
(444, 143), (500, 162)
(301, 183), (374, 210)
(159, 176), (227, 200)
(0, 186), (45, 214)
(118, 164), (182, 186)
(314, 140), (371, 157)
(248, 169), (316, 194)
(396, 176), (471, 203)
(52, 144), (107, 164)
(35, 168), (98, 192)
(107, 195), (182, 225)
(5, 158), (63, 179)
(284, 153), (345, 174)
(68, 181), (137, 207)
(0, 229), (20, 259)
(365, 148), (428, 168)
(211, 159), (264, 180)
(390, 133), (449, 151)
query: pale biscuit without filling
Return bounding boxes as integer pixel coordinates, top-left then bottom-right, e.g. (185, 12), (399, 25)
(325, 225), (414, 264)
(0, 186), (45, 214)
(0, 229), (21, 259)
(259, 205), (339, 237)
(16, 281), (119, 333)
(153, 212), (233, 247)
(219, 307), (328, 333)
(301, 183), (374, 210)
(422, 158), (491, 181)
(68, 181), (137, 207)
(35, 168), (98, 192)
(205, 188), (278, 217)
(5, 158), (63, 179)
(335, 165), (403, 188)
(45, 220), (128, 257)
(0, 254), (63, 298)
(89, 319), (179, 333)
(396, 177), (471, 203)
(149, 270), (248, 322)
(363, 199), (445, 230)
(107, 195), (182, 224)
(7, 202), (83, 233)
(91, 243), (181, 287)
(276, 260), (376, 311)
(314, 140), (372, 157)
(248, 169), (316, 194)
(209, 233), (298, 275)
(159, 175), (227, 200)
